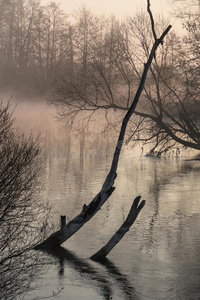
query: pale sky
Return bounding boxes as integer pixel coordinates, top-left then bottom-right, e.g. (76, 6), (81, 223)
(40, 0), (182, 32)
(41, 0), (175, 19)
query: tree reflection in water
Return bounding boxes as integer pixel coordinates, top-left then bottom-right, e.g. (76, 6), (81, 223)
(37, 245), (140, 300)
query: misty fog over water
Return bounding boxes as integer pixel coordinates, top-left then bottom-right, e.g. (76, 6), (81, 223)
(6, 97), (200, 300)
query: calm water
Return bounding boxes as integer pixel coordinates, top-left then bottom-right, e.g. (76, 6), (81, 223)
(12, 101), (200, 300)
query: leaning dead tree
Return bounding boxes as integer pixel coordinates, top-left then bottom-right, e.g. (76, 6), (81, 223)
(36, 1), (171, 259)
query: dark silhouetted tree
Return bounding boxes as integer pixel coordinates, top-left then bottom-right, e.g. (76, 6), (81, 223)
(50, 9), (200, 154)
(0, 101), (51, 300)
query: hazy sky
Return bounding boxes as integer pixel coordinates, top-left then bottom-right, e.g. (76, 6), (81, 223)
(40, 0), (183, 33)
(41, 0), (174, 19)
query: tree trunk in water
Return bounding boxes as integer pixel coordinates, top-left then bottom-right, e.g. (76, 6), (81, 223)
(90, 196), (145, 261)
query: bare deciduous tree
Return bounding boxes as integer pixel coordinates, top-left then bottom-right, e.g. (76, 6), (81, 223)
(50, 4), (200, 155)
(0, 101), (52, 300)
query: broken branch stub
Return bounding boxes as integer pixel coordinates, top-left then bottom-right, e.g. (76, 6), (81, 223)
(90, 196), (145, 261)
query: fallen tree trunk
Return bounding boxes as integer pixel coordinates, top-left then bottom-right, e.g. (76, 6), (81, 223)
(36, 2), (171, 249)
(36, 187), (116, 247)
(90, 196), (145, 261)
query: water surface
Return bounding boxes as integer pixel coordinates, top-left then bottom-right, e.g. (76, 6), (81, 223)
(12, 101), (200, 300)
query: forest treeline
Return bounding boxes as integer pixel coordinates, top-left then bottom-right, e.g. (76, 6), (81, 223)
(0, 0), (136, 95)
(0, 0), (70, 94)
(0, 1), (199, 96)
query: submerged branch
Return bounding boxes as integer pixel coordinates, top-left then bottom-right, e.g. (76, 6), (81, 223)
(90, 196), (145, 261)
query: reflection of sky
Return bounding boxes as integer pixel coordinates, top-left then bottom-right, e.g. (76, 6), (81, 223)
(31, 146), (200, 300)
